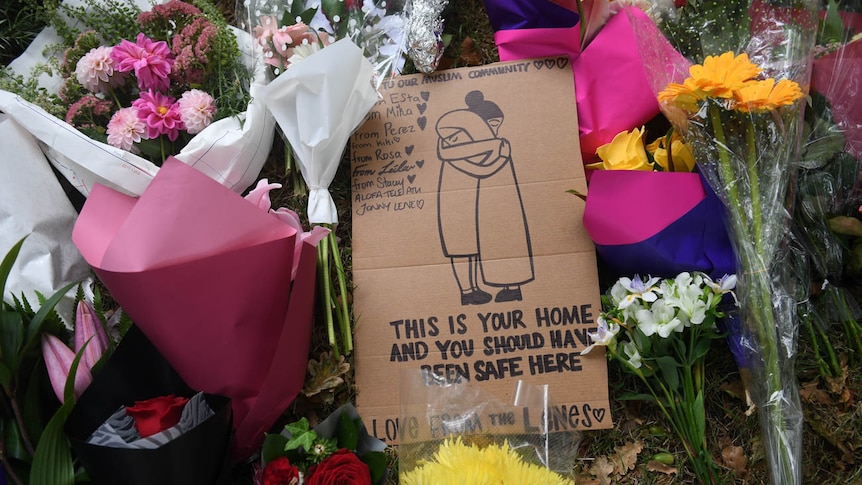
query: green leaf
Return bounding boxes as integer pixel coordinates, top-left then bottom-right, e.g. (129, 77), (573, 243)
(22, 364), (46, 449)
(284, 418), (317, 453)
(0, 360), (11, 392)
(336, 412), (359, 451)
(262, 433), (289, 464)
(654, 356), (680, 393)
(63, 339), (89, 405)
(21, 282), (77, 361)
(0, 236), (28, 311)
(29, 402), (74, 485)
(360, 450), (387, 484)
(3, 417), (29, 462)
(1, 310), (24, 376)
(819, 0), (846, 45)
(320, 0), (344, 26)
(691, 335), (712, 361)
(693, 391), (706, 441)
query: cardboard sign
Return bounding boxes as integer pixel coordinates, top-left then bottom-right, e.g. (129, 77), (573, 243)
(350, 58), (611, 444)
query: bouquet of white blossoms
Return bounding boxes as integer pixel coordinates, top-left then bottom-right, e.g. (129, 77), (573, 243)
(584, 271), (737, 484)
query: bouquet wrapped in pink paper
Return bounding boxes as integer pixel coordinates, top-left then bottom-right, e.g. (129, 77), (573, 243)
(483, 0), (665, 165)
(72, 157), (327, 459)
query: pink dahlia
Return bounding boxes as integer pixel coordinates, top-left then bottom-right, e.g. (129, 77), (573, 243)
(177, 89), (216, 134)
(111, 33), (174, 92)
(107, 107), (147, 151)
(132, 90), (184, 141)
(75, 46), (123, 93)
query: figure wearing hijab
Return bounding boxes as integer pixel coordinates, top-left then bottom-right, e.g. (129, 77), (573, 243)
(435, 91), (534, 305)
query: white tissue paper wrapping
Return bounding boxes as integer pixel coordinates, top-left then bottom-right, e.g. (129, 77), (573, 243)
(258, 38), (378, 225)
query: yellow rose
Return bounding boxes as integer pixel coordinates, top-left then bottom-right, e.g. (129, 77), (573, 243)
(587, 127), (651, 171)
(650, 132), (696, 172)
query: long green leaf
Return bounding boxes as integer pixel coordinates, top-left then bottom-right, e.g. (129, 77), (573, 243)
(28, 403), (74, 485)
(0, 236), (28, 310)
(1, 310), (24, 377)
(28, 340), (84, 485)
(0, 360), (11, 392)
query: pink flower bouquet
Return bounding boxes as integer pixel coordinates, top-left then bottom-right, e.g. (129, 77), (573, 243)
(0, 0), (275, 198)
(72, 158), (326, 459)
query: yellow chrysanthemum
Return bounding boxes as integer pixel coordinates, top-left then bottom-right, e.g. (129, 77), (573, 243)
(733, 78), (804, 112)
(400, 437), (575, 485)
(687, 51), (761, 98)
(587, 126), (651, 171)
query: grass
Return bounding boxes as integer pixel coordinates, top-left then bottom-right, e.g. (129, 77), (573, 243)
(4, 0), (862, 483)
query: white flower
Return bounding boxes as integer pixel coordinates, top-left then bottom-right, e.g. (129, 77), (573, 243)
(705, 273), (739, 305)
(177, 89), (216, 134)
(614, 275), (661, 310)
(75, 46), (121, 93)
(287, 42), (324, 65)
(662, 272), (709, 326)
(581, 316), (620, 355)
(106, 107), (145, 152)
(622, 341), (642, 369)
(636, 299), (685, 338)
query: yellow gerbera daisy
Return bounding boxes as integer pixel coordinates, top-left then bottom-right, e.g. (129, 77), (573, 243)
(400, 437), (575, 485)
(687, 51), (761, 99)
(733, 78), (804, 112)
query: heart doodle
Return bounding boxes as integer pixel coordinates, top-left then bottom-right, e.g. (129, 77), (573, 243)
(407, 174), (416, 184)
(417, 199), (425, 209)
(417, 103), (427, 114)
(533, 60), (544, 70)
(556, 58), (568, 69)
(417, 117), (427, 130)
(416, 160), (424, 168)
(420, 91), (430, 101)
(544, 59), (555, 70)
(405, 145), (414, 155)
(592, 407), (605, 423)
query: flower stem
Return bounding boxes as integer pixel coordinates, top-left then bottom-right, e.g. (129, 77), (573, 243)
(328, 230), (353, 354)
(709, 103), (799, 484)
(318, 236), (338, 358)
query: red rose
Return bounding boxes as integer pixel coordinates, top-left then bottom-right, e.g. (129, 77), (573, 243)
(262, 457), (301, 485)
(125, 394), (189, 438)
(306, 449), (372, 485)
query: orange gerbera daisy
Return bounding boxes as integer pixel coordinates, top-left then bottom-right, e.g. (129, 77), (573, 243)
(733, 78), (804, 112)
(687, 51), (761, 99)
(657, 79), (704, 113)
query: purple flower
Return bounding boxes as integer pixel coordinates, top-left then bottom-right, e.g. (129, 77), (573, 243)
(107, 107), (147, 151)
(111, 33), (174, 92)
(133, 90), (184, 141)
(177, 89), (215, 134)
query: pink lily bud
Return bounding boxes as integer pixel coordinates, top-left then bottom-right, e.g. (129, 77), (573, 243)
(74, 299), (109, 370)
(244, 179), (282, 211)
(41, 334), (94, 403)
(272, 208), (330, 279)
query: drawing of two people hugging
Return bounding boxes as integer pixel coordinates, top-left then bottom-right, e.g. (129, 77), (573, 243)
(435, 90), (534, 306)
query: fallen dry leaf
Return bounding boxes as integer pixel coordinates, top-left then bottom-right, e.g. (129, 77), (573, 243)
(799, 380), (833, 405)
(646, 460), (678, 475)
(589, 456), (615, 482)
(825, 367), (848, 395)
(721, 445), (748, 479)
(613, 440), (644, 474)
